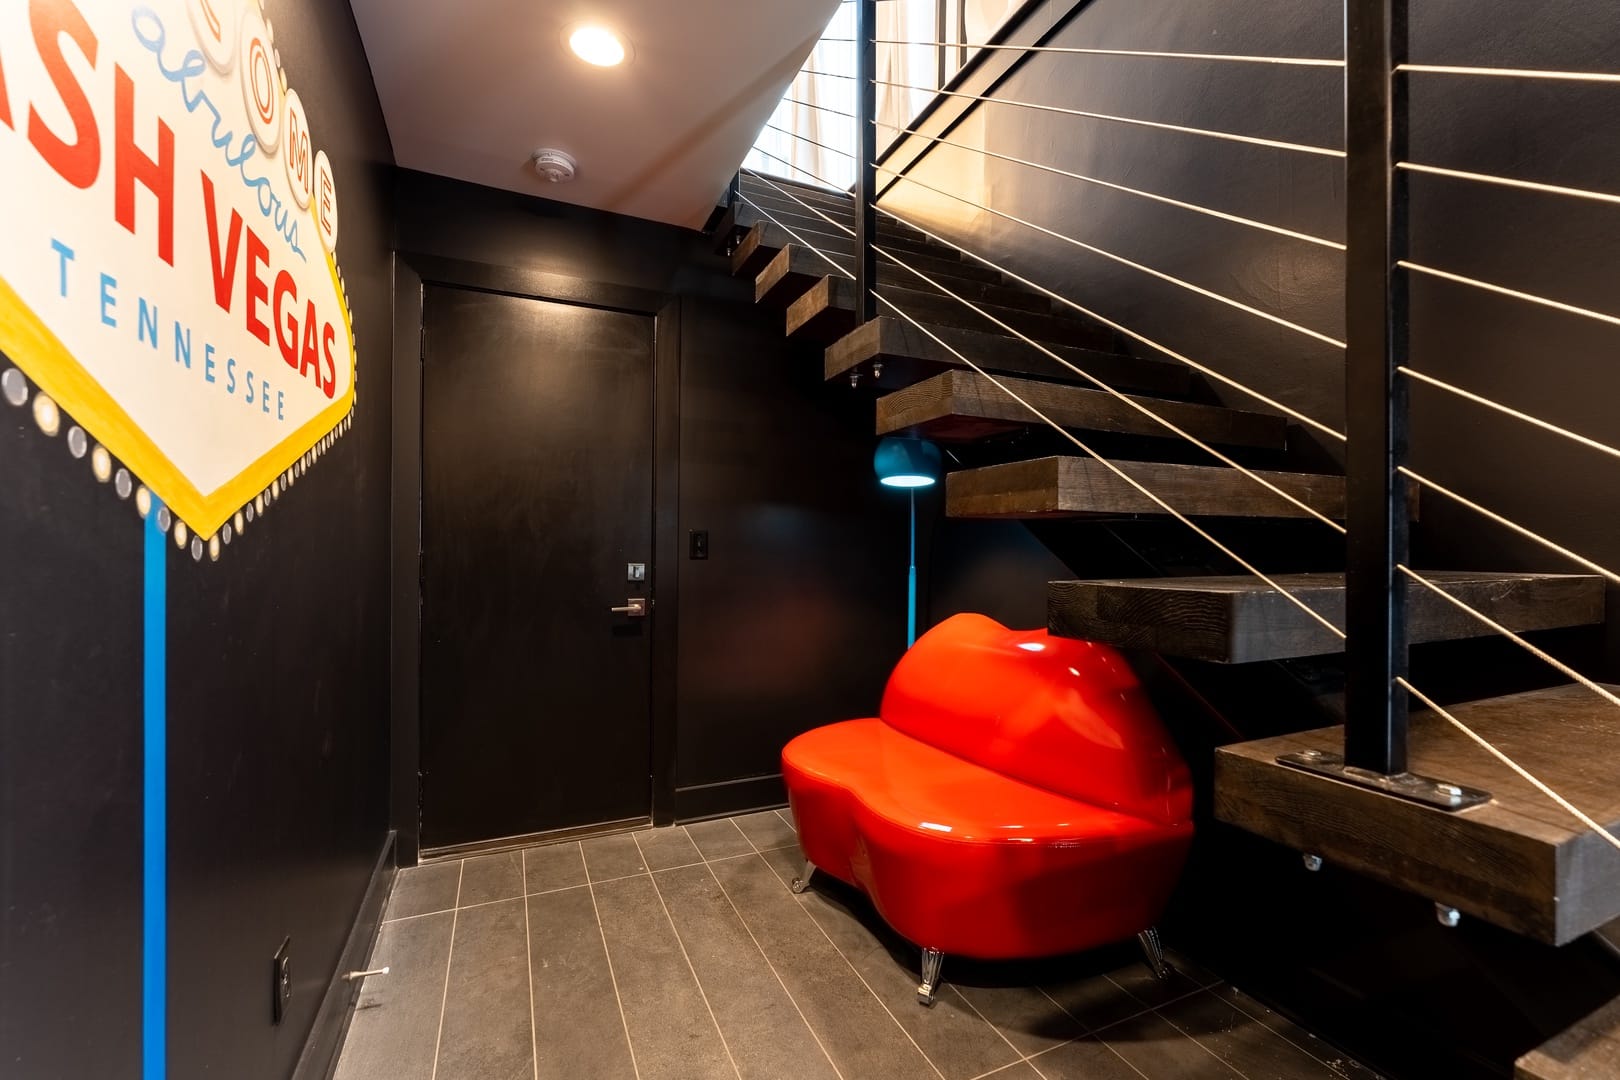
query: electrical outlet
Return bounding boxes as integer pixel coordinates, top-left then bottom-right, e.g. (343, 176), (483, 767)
(272, 938), (292, 1024)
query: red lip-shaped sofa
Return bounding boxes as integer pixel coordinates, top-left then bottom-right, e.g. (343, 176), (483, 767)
(782, 613), (1194, 1004)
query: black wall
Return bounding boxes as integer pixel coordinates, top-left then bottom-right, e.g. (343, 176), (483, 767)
(0, 1), (396, 1077)
(879, 1), (1620, 1075)
(392, 170), (907, 841)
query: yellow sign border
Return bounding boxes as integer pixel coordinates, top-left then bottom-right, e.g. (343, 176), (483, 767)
(0, 248), (356, 539)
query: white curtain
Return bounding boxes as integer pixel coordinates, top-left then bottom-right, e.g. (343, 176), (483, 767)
(746, 5), (857, 189)
(745, 0), (1021, 189)
(876, 0), (939, 149)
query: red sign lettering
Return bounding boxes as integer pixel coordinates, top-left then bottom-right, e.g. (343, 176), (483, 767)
(113, 66), (175, 265)
(27, 0), (100, 191)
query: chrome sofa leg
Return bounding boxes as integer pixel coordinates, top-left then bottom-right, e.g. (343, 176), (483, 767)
(917, 947), (945, 1006)
(789, 858), (815, 894)
(1137, 926), (1169, 980)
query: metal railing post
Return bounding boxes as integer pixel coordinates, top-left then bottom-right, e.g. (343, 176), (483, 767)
(1343, 0), (1411, 775)
(855, 0), (879, 323)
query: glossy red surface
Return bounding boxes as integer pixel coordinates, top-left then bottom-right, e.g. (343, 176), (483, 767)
(783, 613), (1194, 960)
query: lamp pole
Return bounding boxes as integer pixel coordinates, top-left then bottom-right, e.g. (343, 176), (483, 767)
(908, 489), (917, 647)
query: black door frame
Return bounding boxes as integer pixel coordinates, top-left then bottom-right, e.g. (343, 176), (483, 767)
(391, 252), (681, 864)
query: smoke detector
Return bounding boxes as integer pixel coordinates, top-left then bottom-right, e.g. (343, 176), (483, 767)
(531, 149), (577, 183)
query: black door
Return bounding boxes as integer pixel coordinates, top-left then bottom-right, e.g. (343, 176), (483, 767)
(420, 286), (655, 849)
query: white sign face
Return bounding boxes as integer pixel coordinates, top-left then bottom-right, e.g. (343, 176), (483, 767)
(0, 0), (355, 537)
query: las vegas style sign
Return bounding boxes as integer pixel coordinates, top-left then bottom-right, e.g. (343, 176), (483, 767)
(0, 0), (354, 539)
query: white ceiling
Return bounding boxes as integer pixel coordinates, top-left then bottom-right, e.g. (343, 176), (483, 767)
(350, 0), (842, 230)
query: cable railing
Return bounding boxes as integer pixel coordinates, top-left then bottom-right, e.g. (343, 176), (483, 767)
(873, 81), (1347, 157)
(874, 40), (1346, 67)
(739, 172), (1351, 640)
(872, 165), (1348, 347)
(743, 169), (1349, 536)
(874, 123), (1346, 250)
(736, 0), (1620, 868)
(762, 124), (856, 161)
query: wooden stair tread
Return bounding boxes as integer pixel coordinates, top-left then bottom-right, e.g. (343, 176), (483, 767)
(1049, 571), (1605, 663)
(826, 317), (1191, 397)
(757, 247), (1029, 309)
(730, 210), (941, 260)
(947, 457), (1342, 520)
(786, 278), (1113, 350)
(731, 221), (958, 278)
(1518, 994), (1620, 1079)
(1215, 684), (1620, 945)
(880, 370), (1285, 447)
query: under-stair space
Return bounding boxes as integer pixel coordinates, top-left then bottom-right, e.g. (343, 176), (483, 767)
(715, 168), (1620, 977)
(1519, 984), (1620, 1079)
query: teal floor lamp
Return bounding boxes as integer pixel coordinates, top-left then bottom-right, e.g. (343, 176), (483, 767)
(874, 437), (943, 647)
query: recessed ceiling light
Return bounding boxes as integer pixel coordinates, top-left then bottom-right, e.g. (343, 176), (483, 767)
(568, 25), (627, 67)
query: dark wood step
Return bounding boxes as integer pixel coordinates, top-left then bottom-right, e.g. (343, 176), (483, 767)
(730, 221), (960, 279)
(825, 317), (1191, 397)
(786, 278), (1114, 351)
(1216, 684), (1620, 945)
(948, 456), (1424, 521)
(879, 370), (1285, 447)
(1049, 572), (1605, 663)
(756, 247), (1028, 309)
(1518, 993), (1620, 1079)
(716, 201), (922, 258)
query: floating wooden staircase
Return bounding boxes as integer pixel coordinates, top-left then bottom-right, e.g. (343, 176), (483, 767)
(715, 171), (1615, 947)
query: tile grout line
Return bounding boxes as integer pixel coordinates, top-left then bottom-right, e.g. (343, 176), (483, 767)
(1124, 995), (1248, 1080)
(383, 845), (808, 925)
(1022, 1027), (1153, 1080)
(1035, 984), (1091, 1032)
(587, 869), (644, 1080)
(631, 831), (746, 1080)
(948, 983), (1031, 1064)
(742, 818), (950, 1080)
(700, 857), (848, 1080)
(520, 849), (538, 1080)
(1165, 980), (1371, 1080)
(1146, 1008), (1256, 1080)
(1090, 980), (1213, 1037)
(1216, 984), (1366, 1079)
(427, 860), (464, 1080)
(1020, 979), (1216, 1080)
(1025, 983), (1154, 1080)
(964, 1059), (1051, 1080)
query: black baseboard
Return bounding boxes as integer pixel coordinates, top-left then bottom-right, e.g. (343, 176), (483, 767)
(674, 773), (787, 822)
(293, 832), (397, 1080)
(420, 815), (651, 863)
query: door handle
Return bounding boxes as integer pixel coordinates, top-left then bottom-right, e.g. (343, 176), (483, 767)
(610, 598), (648, 617)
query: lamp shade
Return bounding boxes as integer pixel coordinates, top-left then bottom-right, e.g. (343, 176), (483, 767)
(874, 437), (942, 489)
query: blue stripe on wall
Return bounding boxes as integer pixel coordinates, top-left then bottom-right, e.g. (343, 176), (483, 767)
(143, 506), (167, 1079)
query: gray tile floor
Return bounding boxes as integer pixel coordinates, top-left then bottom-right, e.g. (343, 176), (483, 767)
(335, 810), (1377, 1080)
